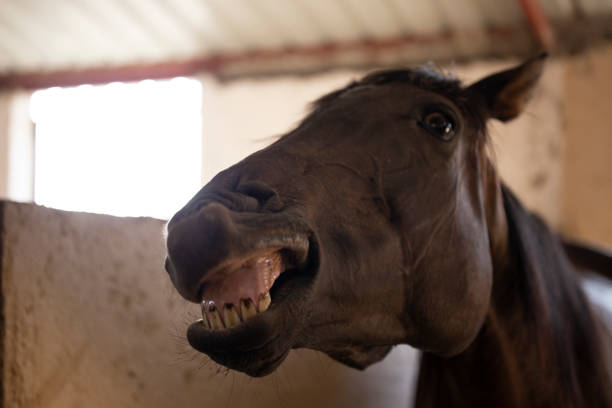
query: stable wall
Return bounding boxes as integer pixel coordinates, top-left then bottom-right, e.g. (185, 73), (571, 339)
(563, 46), (612, 247)
(0, 201), (418, 408)
(0, 90), (33, 203)
(0, 93), (11, 199)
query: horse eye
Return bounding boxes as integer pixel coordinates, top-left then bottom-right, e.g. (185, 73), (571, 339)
(423, 111), (456, 141)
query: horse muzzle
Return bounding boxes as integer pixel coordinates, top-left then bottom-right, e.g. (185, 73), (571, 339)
(164, 200), (318, 376)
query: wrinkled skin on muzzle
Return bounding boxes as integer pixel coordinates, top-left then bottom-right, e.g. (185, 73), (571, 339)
(165, 58), (545, 376)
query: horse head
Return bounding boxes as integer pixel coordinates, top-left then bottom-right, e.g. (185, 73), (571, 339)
(164, 56), (546, 376)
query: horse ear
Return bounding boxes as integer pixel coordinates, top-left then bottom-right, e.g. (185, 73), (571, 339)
(466, 53), (547, 122)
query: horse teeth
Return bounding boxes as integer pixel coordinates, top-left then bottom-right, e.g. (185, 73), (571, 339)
(201, 314), (211, 329)
(200, 295), (273, 330)
(207, 304), (225, 329)
(200, 301), (211, 328)
(240, 298), (258, 320)
(224, 304), (241, 327)
(257, 292), (271, 313)
(197, 318), (209, 329)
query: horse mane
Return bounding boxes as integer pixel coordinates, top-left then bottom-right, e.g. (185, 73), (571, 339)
(502, 185), (612, 406)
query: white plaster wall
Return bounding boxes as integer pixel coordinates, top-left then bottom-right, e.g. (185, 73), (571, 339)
(198, 71), (363, 184)
(0, 90), (34, 203)
(0, 93), (9, 199)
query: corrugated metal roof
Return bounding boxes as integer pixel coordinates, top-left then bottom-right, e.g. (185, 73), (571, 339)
(0, 0), (611, 81)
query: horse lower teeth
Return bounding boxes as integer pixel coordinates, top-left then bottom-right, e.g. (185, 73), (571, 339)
(257, 292), (271, 313)
(241, 298), (257, 320)
(224, 306), (241, 328)
(201, 293), (272, 330)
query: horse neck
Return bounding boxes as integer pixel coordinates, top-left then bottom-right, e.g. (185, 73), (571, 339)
(415, 185), (612, 408)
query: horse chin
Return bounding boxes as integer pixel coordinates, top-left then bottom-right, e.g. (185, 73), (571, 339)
(324, 345), (393, 370)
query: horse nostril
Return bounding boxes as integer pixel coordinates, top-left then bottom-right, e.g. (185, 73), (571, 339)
(236, 180), (283, 212)
(237, 180), (275, 202)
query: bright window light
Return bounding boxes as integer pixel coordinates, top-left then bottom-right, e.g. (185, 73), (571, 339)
(30, 77), (202, 219)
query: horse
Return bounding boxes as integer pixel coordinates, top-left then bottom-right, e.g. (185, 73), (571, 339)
(164, 54), (612, 407)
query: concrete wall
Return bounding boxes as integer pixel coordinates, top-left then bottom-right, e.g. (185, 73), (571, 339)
(0, 90), (33, 203)
(562, 46), (612, 247)
(1, 201), (418, 408)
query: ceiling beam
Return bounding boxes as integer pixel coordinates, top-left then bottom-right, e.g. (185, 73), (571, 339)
(0, 32), (468, 89)
(517, 0), (555, 49)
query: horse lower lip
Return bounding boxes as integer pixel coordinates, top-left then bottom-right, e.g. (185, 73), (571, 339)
(185, 259), (316, 377)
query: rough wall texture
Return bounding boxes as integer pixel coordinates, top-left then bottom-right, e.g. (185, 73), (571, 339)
(562, 45), (612, 247)
(1, 202), (418, 408)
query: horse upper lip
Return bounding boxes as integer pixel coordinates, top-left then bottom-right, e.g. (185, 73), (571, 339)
(165, 200), (311, 302)
(194, 234), (310, 305)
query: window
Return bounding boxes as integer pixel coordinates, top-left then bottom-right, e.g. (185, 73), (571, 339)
(30, 77), (202, 219)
